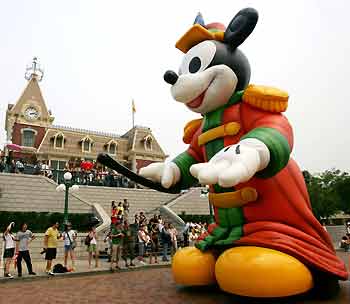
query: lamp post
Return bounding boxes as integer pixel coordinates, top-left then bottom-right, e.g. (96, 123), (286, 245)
(56, 172), (79, 225)
(200, 186), (214, 224)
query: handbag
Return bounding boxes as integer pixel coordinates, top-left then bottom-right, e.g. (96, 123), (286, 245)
(66, 231), (77, 250)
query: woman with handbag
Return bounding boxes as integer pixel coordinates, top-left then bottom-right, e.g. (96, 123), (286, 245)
(62, 223), (77, 271)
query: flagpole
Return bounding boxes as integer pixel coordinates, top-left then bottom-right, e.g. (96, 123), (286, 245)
(132, 99), (136, 129)
(132, 110), (135, 129)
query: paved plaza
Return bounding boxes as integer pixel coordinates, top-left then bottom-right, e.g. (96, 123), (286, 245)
(0, 267), (349, 304)
(0, 251), (348, 304)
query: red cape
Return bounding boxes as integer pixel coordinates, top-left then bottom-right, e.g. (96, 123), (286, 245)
(233, 159), (348, 280)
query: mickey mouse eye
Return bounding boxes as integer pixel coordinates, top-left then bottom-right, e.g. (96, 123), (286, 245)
(179, 41), (216, 75)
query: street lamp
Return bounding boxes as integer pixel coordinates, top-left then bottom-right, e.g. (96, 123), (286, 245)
(56, 171), (79, 225)
(200, 185), (214, 224)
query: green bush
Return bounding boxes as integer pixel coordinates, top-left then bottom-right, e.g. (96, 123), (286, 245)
(0, 212), (93, 233)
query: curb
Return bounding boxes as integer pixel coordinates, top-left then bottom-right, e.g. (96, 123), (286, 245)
(0, 263), (171, 284)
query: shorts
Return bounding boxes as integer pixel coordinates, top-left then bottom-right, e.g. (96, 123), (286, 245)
(3, 248), (15, 259)
(45, 248), (57, 260)
(87, 244), (97, 253)
(64, 245), (73, 252)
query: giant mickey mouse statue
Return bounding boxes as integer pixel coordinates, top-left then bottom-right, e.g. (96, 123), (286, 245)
(139, 8), (348, 299)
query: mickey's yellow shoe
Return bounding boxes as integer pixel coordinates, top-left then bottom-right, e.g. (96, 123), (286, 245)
(172, 246), (216, 286)
(215, 246), (313, 298)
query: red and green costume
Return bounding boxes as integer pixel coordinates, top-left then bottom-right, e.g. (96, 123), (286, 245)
(172, 90), (348, 280)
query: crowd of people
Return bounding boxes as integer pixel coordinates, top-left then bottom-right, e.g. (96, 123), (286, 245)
(104, 200), (179, 269)
(103, 200), (209, 270)
(1, 198), (209, 278)
(0, 155), (136, 188)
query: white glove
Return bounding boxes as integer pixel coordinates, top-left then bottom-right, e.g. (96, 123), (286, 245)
(190, 138), (270, 187)
(139, 162), (181, 189)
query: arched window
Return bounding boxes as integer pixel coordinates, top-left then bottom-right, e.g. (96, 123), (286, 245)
(83, 139), (90, 152)
(53, 132), (65, 149)
(109, 143), (117, 154)
(81, 136), (93, 153)
(21, 128), (37, 147)
(55, 135), (63, 148)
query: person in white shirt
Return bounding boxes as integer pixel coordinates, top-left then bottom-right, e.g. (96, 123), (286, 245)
(62, 223), (77, 270)
(87, 227), (98, 268)
(189, 228), (198, 247)
(3, 222), (16, 278)
(16, 223), (36, 277)
(137, 225), (148, 264)
(168, 223), (178, 255)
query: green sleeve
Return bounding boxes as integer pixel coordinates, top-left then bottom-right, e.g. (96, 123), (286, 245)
(241, 127), (291, 178)
(172, 151), (199, 190)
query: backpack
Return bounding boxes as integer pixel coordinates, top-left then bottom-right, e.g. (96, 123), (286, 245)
(85, 234), (92, 246)
(53, 263), (68, 273)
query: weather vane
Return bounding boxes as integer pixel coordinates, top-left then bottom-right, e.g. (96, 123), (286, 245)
(25, 57), (44, 81)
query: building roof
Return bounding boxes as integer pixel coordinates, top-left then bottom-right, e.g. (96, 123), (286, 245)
(52, 125), (122, 139)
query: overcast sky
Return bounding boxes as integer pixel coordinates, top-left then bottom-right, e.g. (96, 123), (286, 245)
(1, 0), (349, 173)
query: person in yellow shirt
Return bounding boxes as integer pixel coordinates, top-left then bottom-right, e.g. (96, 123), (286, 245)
(116, 202), (124, 216)
(43, 222), (60, 275)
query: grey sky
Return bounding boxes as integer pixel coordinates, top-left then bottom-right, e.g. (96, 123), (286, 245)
(1, 0), (349, 173)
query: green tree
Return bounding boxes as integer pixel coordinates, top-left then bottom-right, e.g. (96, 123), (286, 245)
(303, 169), (342, 221)
(334, 173), (350, 214)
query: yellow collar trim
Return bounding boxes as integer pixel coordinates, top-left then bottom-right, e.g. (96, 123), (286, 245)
(198, 122), (240, 146)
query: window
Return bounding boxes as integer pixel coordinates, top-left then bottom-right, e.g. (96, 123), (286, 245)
(80, 136), (93, 153)
(83, 139), (91, 152)
(55, 135), (64, 149)
(109, 143), (116, 154)
(22, 129), (36, 147)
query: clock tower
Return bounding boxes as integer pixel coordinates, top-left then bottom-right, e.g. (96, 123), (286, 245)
(5, 57), (54, 156)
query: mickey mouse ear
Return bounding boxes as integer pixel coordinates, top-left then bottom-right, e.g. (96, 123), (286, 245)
(194, 12), (205, 27)
(224, 8), (258, 49)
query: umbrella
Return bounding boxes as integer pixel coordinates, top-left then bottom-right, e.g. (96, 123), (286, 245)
(6, 143), (22, 151)
(80, 161), (93, 171)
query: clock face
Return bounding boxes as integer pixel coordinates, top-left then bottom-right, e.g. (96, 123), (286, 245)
(24, 106), (39, 120)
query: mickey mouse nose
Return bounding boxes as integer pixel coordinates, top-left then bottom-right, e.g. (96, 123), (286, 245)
(164, 70), (178, 85)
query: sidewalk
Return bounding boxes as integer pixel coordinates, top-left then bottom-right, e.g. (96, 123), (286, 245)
(0, 256), (171, 282)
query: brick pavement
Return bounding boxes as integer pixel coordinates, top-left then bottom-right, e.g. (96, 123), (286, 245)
(0, 251), (348, 304)
(0, 267), (349, 304)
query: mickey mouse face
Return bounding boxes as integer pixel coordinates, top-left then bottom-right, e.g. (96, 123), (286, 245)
(164, 8), (258, 115)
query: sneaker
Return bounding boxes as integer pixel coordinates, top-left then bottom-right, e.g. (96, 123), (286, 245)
(47, 271), (55, 276)
(139, 261), (147, 265)
(18, 273), (22, 277)
(5, 273), (14, 279)
(29, 272), (36, 275)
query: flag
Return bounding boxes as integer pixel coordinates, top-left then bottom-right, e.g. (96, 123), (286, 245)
(132, 99), (136, 113)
